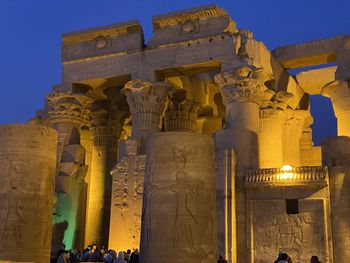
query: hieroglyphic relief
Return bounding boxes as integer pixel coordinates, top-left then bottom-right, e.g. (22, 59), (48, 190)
(109, 140), (145, 251)
(251, 199), (328, 263)
(0, 125), (57, 263)
(140, 133), (216, 263)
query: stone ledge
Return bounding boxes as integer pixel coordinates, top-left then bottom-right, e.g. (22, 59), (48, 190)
(245, 166), (328, 188)
(152, 4), (228, 28)
(62, 20), (142, 45)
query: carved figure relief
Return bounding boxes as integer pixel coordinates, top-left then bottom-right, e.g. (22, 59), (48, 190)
(252, 200), (327, 263)
(140, 133), (216, 263)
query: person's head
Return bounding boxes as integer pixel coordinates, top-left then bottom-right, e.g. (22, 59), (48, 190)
(311, 255), (320, 263)
(127, 249), (131, 254)
(117, 251), (124, 259)
(134, 249), (139, 254)
(280, 253), (289, 261)
(91, 244), (97, 251)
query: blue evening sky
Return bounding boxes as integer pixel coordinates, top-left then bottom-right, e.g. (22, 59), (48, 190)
(0, 0), (349, 144)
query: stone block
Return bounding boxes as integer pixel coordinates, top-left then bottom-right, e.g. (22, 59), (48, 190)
(62, 20), (144, 62)
(148, 5), (237, 48)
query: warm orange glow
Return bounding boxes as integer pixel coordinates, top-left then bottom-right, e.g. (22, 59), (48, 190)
(279, 165), (294, 180)
(281, 165), (293, 172)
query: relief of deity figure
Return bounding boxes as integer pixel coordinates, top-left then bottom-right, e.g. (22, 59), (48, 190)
(170, 171), (198, 251)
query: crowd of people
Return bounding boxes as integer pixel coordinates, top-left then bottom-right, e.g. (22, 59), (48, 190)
(273, 252), (322, 263)
(53, 244), (139, 263)
(53, 247), (322, 263)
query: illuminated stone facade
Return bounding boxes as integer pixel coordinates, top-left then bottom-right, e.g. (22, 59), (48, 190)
(2, 3), (349, 263)
(0, 125), (57, 263)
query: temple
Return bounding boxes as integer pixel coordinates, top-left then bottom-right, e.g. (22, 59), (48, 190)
(0, 4), (349, 263)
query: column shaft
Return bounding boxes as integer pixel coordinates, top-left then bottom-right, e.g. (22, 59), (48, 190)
(85, 126), (119, 247)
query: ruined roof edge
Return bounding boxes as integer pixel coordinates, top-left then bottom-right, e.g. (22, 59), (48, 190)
(62, 20), (142, 45)
(152, 4), (229, 28)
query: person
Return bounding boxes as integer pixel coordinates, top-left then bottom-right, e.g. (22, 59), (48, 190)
(274, 252), (290, 263)
(68, 249), (80, 262)
(218, 255), (228, 263)
(80, 247), (91, 262)
(106, 250), (117, 263)
(57, 250), (69, 263)
(124, 249), (131, 262)
(114, 251), (127, 263)
(311, 255), (322, 263)
(129, 249), (139, 263)
(89, 249), (100, 262)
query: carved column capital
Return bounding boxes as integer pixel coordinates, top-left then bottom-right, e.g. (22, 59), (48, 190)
(214, 67), (272, 105)
(46, 91), (92, 127)
(165, 99), (200, 132)
(261, 91), (294, 111)
(122, 80), (173, 135)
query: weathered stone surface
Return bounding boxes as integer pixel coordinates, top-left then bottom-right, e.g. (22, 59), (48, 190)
(21, 4), (350, 262)
(109, 140), (145, 252)
(0, 125), (57, 263)
(272, 35), (349, 69)
(165, 99), (200, 132)
(295, 66), (336, 95)
(148, 5), (237, 48)
(122, 80), (173, 152)
(245, 166), (332, 263)
(140, 132), (216, 263)
(322, 80), (350, 136)
(62, 20), (143, 62)
(322, 137), (350, 262)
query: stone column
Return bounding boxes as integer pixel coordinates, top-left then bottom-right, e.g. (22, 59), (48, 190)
(214, 67), (269, 170)
(140, 132), (216, 263)
(322, 80), (350, 136)
(46, 90), (92, 251)
(122, 80), (172, 153)
(0, 124), (57, 263)
(322, 136), (350, 262)
(85, 99), (127, 247)
(282, 109), (308, 167)
(164, 99), (200, 132)
(46, 91), (92, 162)
(214, 67), (270, 263)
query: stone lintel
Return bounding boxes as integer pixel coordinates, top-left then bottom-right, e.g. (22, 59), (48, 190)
(148, 4), (237, 48)
(272, 35), (349, 69)
(295, 66), (337, 95)
(62, 20), (144, 62)
(245, 166), (328, 188)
